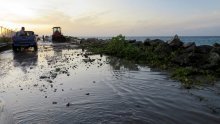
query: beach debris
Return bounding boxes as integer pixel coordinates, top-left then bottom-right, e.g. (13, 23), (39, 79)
(47, 79), (53, 83)
(40, 75), (49, 79)
(52, 102), (57, 104)
(66, 103), (70, 107)
(83, 58), (95, 63)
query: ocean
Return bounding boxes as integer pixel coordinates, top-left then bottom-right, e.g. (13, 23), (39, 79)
(81, 36), (220, 46)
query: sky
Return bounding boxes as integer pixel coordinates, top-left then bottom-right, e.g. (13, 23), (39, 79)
(1, 0), (220, 36)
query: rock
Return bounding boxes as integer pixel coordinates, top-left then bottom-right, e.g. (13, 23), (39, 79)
(85, 93), (90, 95)
(52, 102), (57, 104)
(203, 52), (220, 69)
(143, 39), (151, 46)
(195, 45), (213, 54)
(128, 40), (136, 43)
(183, 44), (196, 53)
(172, 53), (190, 66)
(83, 58), (95, 63)
(133, 41), (143, 47)
(183, 42), (196, 48)
(55, 68), (61, 72)
(84, 54), (89, 58)
(47, 80), (53, 83)
(150, 39), (165, 46)
(40, 75), (49, 79)
(172, 52), (209, 67)
(168, 35), (183, 48)
(66, 103), (70, 107)
(144, 39), (165, 47)
(209, 52), (220, 64)
(213, 43), (220, 47)
(154, 42), (172, 59)
(211, 47), (220, 55)
(51, 73), (57, 79)
(189, 53), (209, 67)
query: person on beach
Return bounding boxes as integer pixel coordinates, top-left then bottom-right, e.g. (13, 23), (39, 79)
(42, 35), (45, 41)
(18, 27), (26, 36)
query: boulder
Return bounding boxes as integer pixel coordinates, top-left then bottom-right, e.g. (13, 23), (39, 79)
(188, 53), (209, 67)
(172, 52), (209, 67)
(183, 42), (196, 48)
(154, 42), (172, 59)
(203, 52), (220, 69)
(184, 45), (196, 53)
(144, 39), (165, 47)
(172, 53), (190, 66)
(195, 45), (213, 54)
(168, 35), (183, 48)
(209, 52), (220, 66)
(133, 41), (143, 47)
(213, 43), (220, 47)
(144, 39), (151, 46)
(150, 39), (165, 47)
(128, 40), (136, 43)
(211, 47), (220, 55)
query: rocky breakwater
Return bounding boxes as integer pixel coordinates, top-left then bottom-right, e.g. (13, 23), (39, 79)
(80, 35), (220, 88)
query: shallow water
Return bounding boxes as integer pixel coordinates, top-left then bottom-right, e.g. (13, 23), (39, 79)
(0, 42), (220, 124)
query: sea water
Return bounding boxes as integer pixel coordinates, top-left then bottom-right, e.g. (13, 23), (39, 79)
(82, 36), (220, 46)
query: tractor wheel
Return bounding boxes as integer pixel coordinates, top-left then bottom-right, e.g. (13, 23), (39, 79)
(62, 37), (66, 42)
(34, 45), (38, 51)
(12, 45), (17, 52)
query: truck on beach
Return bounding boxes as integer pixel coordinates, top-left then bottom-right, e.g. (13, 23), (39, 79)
(12, 31), (38, 51)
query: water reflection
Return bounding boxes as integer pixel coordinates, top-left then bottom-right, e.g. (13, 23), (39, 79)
(107, 57), (139, 71)
(13, 51), (38, 73)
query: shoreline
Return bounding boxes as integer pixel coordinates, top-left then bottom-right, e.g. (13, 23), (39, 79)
(76, 35), (220, 89)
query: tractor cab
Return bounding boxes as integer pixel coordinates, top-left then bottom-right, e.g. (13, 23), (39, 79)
(52, 27), (66, 42)
(53, 27), (62, 35)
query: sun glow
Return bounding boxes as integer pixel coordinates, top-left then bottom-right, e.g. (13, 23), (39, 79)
(2, 2), (35, 18)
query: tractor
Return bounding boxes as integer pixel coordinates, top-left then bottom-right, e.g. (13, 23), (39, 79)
(52, 27), (66, 42)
